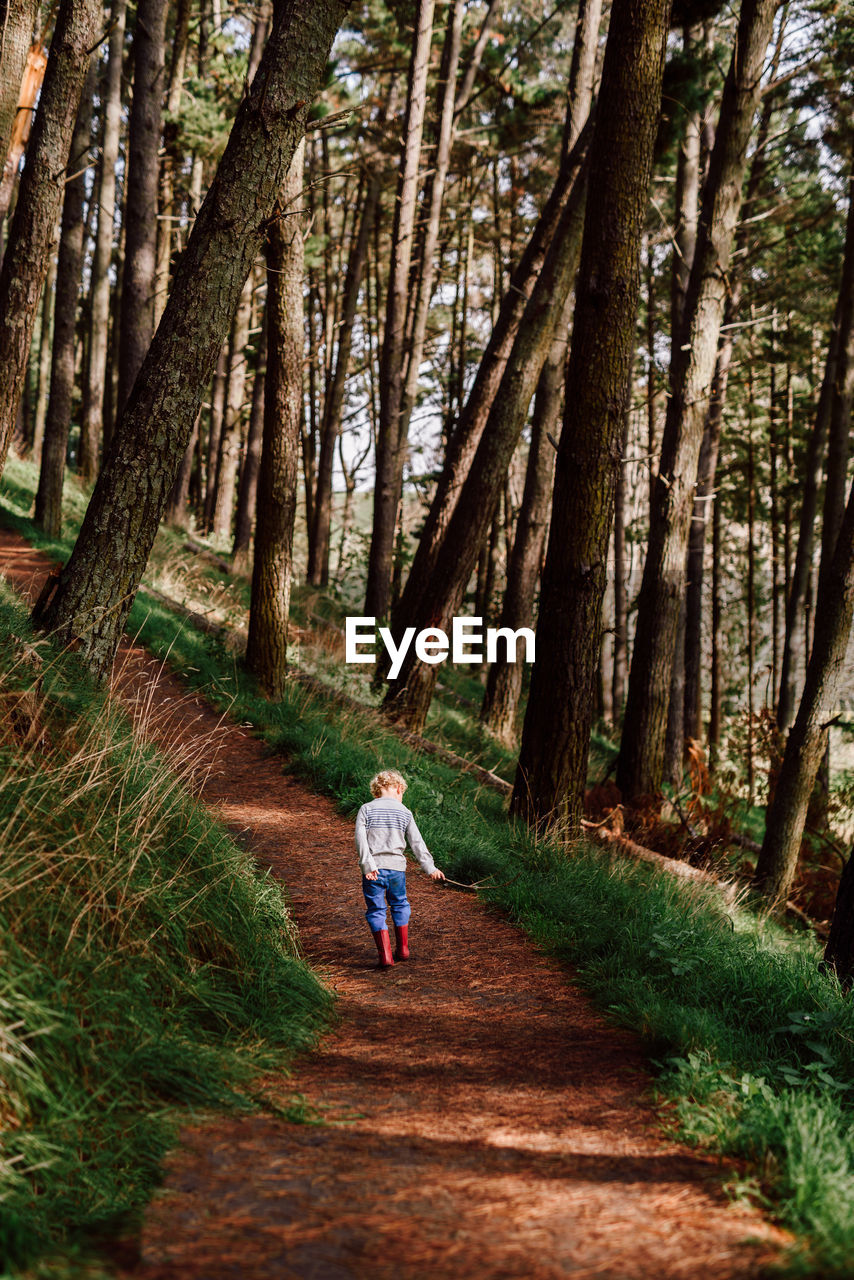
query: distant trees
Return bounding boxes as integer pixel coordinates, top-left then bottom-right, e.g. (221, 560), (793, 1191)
(36, 0), (348, 677)
(509, 0), (671, 835)
(246, 142), (306, 698)
(0, 0), (101, 476)
(617, 0), (783, 802)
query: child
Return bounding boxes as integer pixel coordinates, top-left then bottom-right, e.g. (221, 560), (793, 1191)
(355, 769), (445, 968)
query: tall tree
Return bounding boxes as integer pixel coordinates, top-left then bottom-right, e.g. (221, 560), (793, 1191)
(509, 0), (672, 836)
(0, 0), (37, 177)
(246, 142), (305, 696)
(617, 0), (782, 802)
(211, 273), (254, 538)
(232, 312), (268, 562)
(364, 0), (435, 618)
(116, 0), (169, 415)
(36, 0), (349, 678)
(384, 0), (603, 662)
(34, 57), (96, 537)
(80, 0), (127, 484)
(155, 0), (192, 328)
(478, 294), (568, 744)
(682, 8), (788, 743)
(754, 474), (854, 908)
(0, 0), (102, 479)
(306, 160), (380, 585)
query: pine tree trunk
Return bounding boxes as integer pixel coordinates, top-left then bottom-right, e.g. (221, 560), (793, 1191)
(30, 244), (56, 465)
(389, 0), (602, 638)
(779, 181), (853, 730)
(382, 125), (591, 729)
(34, 57), (95, 537)
(398, 0), (463, 442)
(116, 0), (168, 415)
(755, 477), (854, 908)
(307, 164), (380, 585)
(683, 337), (731, 740)
(664, 29), (702, 783)
(246, 141), (305, 698)
(709, 488), (722, 767)
(36, 0), (347, 679)
(479, 296), (568, 744)
(682, 9), (787, 744)
(612, 399), (630, 723)
(154, 0), (191, 329)
(203, 346), (228, 531)
(163, 411), (199, 527)
(212, 272), (254, 539)
(617, 0), (781, 803)
(0, 0), (101, 478)
(508, 0), (671, 837)
(824, 850), (854, 991)
(232, 315), (268, 564)
(80, 0), (127, 484)
(365, 0), (436, 619)
(0, 0), (37, 172)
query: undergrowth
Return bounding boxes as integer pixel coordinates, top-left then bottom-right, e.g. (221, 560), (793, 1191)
(3, 458), (854, 1274)
(134, 612), (854, 1277)
(0, 583), (332, 1275)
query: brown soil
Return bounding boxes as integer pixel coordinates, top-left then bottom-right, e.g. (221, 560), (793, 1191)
(0, 528), (789, 1279)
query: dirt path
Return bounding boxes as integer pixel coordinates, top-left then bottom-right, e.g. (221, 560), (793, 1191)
(0, 528), (788, 1280)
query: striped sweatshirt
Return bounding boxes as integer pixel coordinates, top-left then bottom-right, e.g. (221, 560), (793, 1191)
(355, 797), (437, 876)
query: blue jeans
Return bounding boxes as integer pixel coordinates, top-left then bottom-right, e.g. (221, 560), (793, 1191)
(362, 869), (411, 932)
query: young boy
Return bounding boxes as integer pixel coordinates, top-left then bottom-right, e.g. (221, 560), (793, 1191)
(355, 769), (445, 968)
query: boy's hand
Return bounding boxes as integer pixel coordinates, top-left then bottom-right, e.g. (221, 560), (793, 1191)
(365, 870), (379, 881)
(429, 869), (446, 881)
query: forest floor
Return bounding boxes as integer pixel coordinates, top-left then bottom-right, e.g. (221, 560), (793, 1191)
(0, 526), (790, 1280)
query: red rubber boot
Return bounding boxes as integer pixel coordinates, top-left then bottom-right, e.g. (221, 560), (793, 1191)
(372, 929), (394, 968)
(394, 923), (409, 961)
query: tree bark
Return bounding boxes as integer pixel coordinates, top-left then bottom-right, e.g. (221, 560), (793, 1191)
(0, 0), (37, 175)
(385, 0), (602, 670)
(80, 0), (127, 484)
(307, 161), (380, 585)
(212, 272), (254, 539)
(203, 345), (228, 531)
(817, 156), (854, 609)
(163, 411), (199, 528)
(116, 0), (168, 416)
(364, 0), (435, 619)
(479, 294), (569, 744)
(0, 4), (43, 223)
(382, 123), (592, 729)
(682, 8), (787, 743)
(397, 0), (463, 449)
(509, 0), (671, 838)
(34, 56), (95, 537)
(36, 0), (348, 679)
(232, 313), (268, 563)
(824, 850), (854, 991)
(0, 0), (101, 479)
(245, 141), (305, 698)
(612, 397), (630, 722)
(30, 241), (56, 465)
(617, 0), (782, 802)
(155, 0), (192, 329)
(664, 25), (702, 782)
(754, 476), (854, 909)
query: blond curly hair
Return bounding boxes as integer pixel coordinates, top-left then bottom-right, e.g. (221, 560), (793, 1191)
(370, 769), (407, 797)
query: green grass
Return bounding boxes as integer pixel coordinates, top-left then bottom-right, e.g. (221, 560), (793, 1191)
(4, 455), (854, 1274)
(0, 582), (332, 1275)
